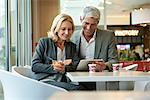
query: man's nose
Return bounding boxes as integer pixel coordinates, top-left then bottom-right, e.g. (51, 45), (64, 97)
(86, 25), (91, 29)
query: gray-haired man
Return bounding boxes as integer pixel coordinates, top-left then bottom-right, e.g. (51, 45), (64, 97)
(72, 6), (118, 90)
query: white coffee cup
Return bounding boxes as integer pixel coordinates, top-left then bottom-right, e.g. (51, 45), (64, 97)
(88, 64), (96, 73)
(112, 64), (119, 72)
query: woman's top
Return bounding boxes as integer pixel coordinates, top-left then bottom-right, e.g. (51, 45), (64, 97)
(32, 37), (79, 82)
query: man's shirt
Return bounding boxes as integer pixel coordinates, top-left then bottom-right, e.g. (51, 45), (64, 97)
(80, 30), (96, 59)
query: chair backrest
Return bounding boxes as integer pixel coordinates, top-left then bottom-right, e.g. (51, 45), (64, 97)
(12, 66), (37, 79)
(0, 69), (67, 100)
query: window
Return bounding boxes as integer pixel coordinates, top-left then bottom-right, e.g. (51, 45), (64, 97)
(60, 0), (106, 27)
(0, 0), (32, 70)
(0, 0), (6, 70)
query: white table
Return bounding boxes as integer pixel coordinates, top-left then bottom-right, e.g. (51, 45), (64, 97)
(67, 71), (150, 91)
(50, 91), (150, 100)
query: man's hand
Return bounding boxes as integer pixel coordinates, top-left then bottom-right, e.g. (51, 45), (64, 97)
(63, 59), (72, 65)
(94, 61), (106, 72)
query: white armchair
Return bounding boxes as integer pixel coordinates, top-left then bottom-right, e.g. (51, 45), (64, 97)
(0, 68), (67, 100)
(11, 65), (37, 79)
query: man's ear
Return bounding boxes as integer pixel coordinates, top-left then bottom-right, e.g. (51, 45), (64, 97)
(97, 21), (99, 24)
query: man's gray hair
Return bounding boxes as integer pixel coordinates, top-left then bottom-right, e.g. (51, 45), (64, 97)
(81, 6), (100, 21)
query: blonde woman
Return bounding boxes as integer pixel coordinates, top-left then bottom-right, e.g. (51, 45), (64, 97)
(32, 14), (80, 91)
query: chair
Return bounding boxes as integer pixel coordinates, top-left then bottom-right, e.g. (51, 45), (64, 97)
(144, 81), (150, 91)
(11, 65), (37, 79)
(119, 64), (138, 90)
(134, 72), (150, 91)
(0, 69), (67, 100)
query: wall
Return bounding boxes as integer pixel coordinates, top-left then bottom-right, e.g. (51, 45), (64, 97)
(32, 0), (60, 52)
(144, 25), (150, 49)
(132, 8), (150, 24)
(107, 15), (130, 25)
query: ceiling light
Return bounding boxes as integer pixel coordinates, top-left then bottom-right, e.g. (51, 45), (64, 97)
(97, 7), (104, 10)
(99, 1), (112, 5)
(139, 8), (143, 11)
(140, 24), (147, 27)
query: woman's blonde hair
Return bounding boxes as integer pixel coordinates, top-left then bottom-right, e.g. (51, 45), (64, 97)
(47, 14), (75, 42)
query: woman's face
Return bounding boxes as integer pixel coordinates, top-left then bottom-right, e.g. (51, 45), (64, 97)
(57, 20), (73, 41)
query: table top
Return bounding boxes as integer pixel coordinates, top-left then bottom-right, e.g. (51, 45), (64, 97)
(67, 71), (150, 82)
(50, 91), (150, 100)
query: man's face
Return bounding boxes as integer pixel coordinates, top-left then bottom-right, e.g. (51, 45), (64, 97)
(81, 17), (98, 37)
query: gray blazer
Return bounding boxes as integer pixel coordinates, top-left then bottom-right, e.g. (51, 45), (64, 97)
(71, 29), (118, 70)
(32, 38), (79, 81)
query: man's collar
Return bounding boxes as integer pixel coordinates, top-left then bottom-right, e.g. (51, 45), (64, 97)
(80, 29), (97, 39)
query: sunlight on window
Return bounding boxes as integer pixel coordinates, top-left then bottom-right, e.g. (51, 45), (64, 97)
(60, 0), (106, 26)
(0, 0), (6, 69)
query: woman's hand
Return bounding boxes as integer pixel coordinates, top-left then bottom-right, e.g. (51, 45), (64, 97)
(63, 59), (72, 65)
(52, 61), (65, 72)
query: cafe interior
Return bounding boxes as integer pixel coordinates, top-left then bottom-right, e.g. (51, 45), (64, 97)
(0, 0), (150, 100)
